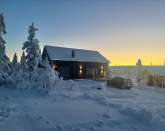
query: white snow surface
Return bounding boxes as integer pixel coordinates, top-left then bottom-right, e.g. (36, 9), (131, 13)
(0, 80), (164, 131)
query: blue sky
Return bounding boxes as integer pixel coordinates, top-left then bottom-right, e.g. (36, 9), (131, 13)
(1, 0), (165, 65)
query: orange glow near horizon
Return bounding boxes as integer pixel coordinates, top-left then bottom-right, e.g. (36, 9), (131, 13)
(99, 48), (165, 66)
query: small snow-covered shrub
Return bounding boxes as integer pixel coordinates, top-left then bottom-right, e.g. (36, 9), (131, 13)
(111, 77), (132, 89)
(0, 71), (12, 85)
(36, 67), (60, 89)
(10, 68), (30, 89)
(147, 75), (165, 88)
(14, 66), (60, 90)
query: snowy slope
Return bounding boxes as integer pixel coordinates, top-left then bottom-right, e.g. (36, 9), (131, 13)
(0, 81), (164, 131)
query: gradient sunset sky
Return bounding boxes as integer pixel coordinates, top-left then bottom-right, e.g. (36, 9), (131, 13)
(1, 0), (165, 65)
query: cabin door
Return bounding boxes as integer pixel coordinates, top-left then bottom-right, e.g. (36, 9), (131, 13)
(86, 68), (95, 79)
(59, 66), (71, 79)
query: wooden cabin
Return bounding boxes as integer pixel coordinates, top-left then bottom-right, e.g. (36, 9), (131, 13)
(42, 45), (110, 79)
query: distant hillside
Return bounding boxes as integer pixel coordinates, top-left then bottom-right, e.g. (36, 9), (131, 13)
(110, 65), (165, 76)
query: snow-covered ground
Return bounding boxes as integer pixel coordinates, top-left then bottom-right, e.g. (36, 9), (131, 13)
(0, 80), (164, 131)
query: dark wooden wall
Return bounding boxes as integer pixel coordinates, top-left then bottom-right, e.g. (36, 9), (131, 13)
(42, 49), (109, 79)
(50, 60), (108, 79)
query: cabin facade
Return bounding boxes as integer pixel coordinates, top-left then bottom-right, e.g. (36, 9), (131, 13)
(42, 45), (110, 79)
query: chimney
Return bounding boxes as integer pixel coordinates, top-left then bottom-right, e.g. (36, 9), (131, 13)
(72, 49), (75, 58)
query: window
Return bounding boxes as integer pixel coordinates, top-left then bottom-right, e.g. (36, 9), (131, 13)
(80, 65), (83, 69)
(101, 66), (104, 76)
(79, 65), (83, 75)
(53, 64), (58, 70)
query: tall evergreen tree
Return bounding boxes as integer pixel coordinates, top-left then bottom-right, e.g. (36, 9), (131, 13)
(12, 53), (18, 65)
(0, 13), (10, 75)
(22, 23), (41, 71)
(20, 51), (26, 66)
(136, 59), (142, 67)
(136, 59), (144, 87)
(0, 13), (9, 69)
(0, 13), (12, 84)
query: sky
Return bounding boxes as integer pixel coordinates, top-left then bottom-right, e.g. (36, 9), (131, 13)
(1, 0), (165, 65)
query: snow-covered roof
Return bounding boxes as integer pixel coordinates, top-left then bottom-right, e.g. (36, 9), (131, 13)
(43, 45), (110, 63)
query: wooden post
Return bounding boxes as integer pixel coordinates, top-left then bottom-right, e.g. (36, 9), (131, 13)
(162, 79), (164, 88)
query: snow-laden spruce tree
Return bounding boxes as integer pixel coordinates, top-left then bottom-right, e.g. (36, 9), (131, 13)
(0, 13), (11, 84)
(22, 23), (41, 71)
(0, 13), (10, 68)
(11, 52), (18, 74)
(10, 53), (22, 85)
(12, 53), (18, 66)
(20, 51), (26, 69)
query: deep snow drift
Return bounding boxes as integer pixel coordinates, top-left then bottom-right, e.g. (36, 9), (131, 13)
(0, 80), (164, 131)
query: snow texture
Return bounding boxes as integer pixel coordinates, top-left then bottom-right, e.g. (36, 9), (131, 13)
(0, 80), (164, 131)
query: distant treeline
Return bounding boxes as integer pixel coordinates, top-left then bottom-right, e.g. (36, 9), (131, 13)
(148, 75), (165, 88)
